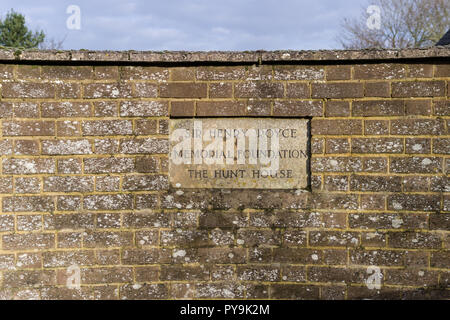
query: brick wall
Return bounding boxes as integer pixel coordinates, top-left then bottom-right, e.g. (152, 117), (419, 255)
(0, 48), (448, 300)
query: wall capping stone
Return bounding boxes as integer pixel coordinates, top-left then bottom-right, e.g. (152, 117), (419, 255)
(0, 47), (449, 64)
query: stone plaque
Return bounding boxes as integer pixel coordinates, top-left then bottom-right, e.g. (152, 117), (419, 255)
(169, 118), (309, 189)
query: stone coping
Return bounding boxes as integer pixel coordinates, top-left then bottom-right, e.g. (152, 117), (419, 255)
(0, 47), (449, 64)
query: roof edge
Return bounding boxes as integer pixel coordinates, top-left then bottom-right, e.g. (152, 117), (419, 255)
(0, 47), (449, 64)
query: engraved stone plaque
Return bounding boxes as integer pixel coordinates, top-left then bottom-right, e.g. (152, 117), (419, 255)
(169, 118), (309, 189)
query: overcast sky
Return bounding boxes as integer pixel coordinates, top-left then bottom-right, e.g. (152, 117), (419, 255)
(1, 0), (369, 50)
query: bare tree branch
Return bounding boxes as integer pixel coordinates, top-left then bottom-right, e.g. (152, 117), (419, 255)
(337, 0), (450, 49)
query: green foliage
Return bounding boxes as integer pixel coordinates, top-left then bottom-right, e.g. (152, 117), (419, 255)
(0, 9), (45, 48)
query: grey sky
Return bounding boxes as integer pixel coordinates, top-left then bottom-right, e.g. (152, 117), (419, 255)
(1, 0), (368, 50)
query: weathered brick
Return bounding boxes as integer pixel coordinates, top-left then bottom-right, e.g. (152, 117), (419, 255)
(405, 138), (431, 154)
(3, 270), (56, 287)
(14, 215), (40, 232)
(352, 138), (403, 153)
(41, 65), (92, 79)
(120, 66), (168, 81)
(326, 65), (351, 80)
(170, 101), (194, 117)
(0, 177), (13, 193)
(364, 120), (389, 135)
(41, 102), (92, 118)
(433, 100), (449, 116)
(364, 82), (390, 97)
(133, 82), (158, 98)
(2, 233), (55, 250)
(135, 194), (159, 210)
(161, 265), (209, 281)
(435, 64), (450, 77)
(270, 285), (319, 299)
(349, 213), (427, 230)
(273, 248), (321, 264)
(360, 194), (386, 210)
(402, 176), (430, 192)
(96, 176), (120, 192)
(197, 101), (246, 116)
(311, 157), (362, 172)
(57, 158), (82, 174)
(94, 101), (117, 117)
(246, 99), (271, 116)
(274, 66), (324, 80)
(312, 119), (362, 135)
(388, 194), (440, 211)
(308, 266), (366, 284)
(430, 251), (449, 268)
(2, 196), (54, 212)
(324, 175), (348, 191)
(433, 138), (450, 154)
(160, 83), (207, 98)
(12, 102), (39, 118)
(82, 120), (133, 136)
(405, 100), (431, 115)
(84, 231), (133, 248)
(44, 213), (94, 230)
(121, 284), (168, 300)
(57, 120), (80, 136)
(273, 100), (323, 117)
(161, 229), (210, 247)
(286, 83), (310, 98)
(236, 229), (281, 247)
(309, 231), (360, 247)
(3, 121), (55, 136)
(391, 119), (445, 135)
(94, 66), (119, 80)
(390, 157), (442, 173)
(43, 176), (94, 192)
(325, 101), (350, 117)
(352, 100), (403, 116)
(312, 83), (364, 98)
(94, 139), (119, 154)
(57, 195), (81, 211)
(119, 138), (169, 154)
(83, 194), (133, 210)
(196, 66), (245, 80)
(388, 232), (442, 249)
(0, 215), (14, 232)
(392, 81), (445, 97)
(42, 139), (92, 155)
(235, 82), (284, 98)
(2, 82), (55, 98)
(354, 64), (406, 79)
(170, 67), (195, 81)
(42, 251), (95, 267)
(83, 83), (133, 98)
(14, 177), (40, 193)
(119, 100), (168, 117)
(237, 265), (280, 282)
(123, 174), (168, 191)
(121, 248), (171, 265)
(55, 83), (81, 99)
(409, 64), (433, 78)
